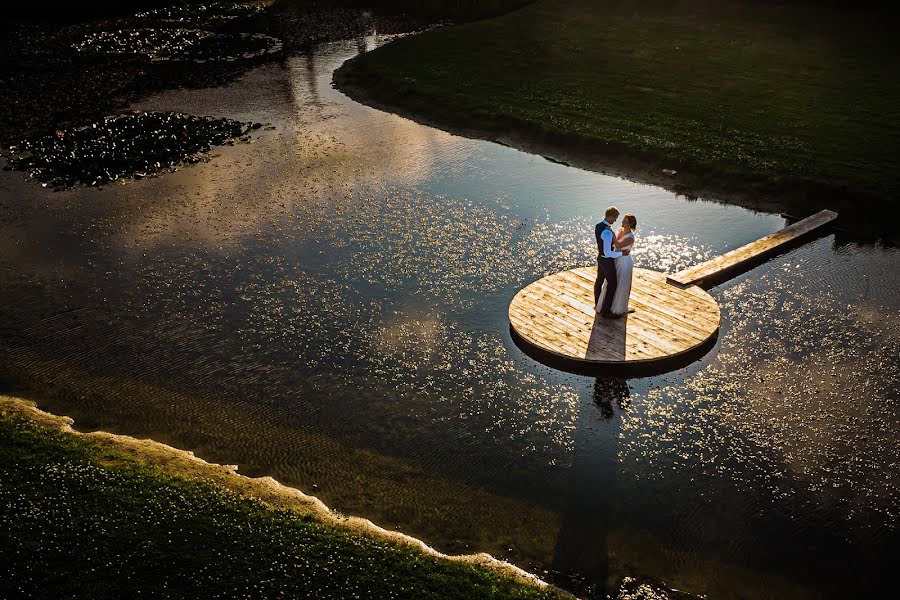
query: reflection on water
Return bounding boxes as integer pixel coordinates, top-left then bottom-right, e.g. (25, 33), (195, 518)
(1, 35), (898, 598)
(553, 378), (629, 595)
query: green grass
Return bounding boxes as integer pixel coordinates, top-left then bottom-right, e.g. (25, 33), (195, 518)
(0, 414), (564, 599)
(339, 0), (900, 214)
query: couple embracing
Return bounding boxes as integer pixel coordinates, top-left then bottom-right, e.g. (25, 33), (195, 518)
(594, 206), (638, 318)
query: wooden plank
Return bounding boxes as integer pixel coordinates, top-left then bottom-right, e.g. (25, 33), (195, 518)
(530, 280), (597, 315)
(573, 266), (709, 318)
(511, 303), (587, 343)
(556, 270), (597, 296)
(630, 288), (718, 331)
(626, 314), (691, 352)
(512, 290), (662, 359)
(518, 292), (593, 334)
(510, 315), (585, 357)
(627, 298), (713, 342)
(587, 319), (658, 361)
(585, 336), (627, 361)
(668, 209), (837, 287)
(523, 287), (594, 326)
(515, 305), (586, 339)
(510, 299), (591, 347)
(565, 267), (717, 333)
(521, 328), (584, 357)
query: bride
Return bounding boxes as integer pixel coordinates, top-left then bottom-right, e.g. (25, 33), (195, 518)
(596, 213), (637, 315)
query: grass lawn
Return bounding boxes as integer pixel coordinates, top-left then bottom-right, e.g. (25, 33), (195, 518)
(338, 0), (900, 219)
(0, 410), (565, 599)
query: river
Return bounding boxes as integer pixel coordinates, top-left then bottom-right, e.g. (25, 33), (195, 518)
(1, 34), (898, 598)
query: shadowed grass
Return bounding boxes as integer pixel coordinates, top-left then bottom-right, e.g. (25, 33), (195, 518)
(337, 0), (900, 223)
(0, 414), (565, 599)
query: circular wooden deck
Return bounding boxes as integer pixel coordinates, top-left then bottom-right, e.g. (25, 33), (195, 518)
(509, 267), (720, 372)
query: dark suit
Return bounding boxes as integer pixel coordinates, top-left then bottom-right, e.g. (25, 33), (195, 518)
(594, 221), (618, 313)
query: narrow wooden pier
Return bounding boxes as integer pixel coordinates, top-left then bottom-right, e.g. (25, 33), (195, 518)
(509, 210), (837, 373)
(667, 209), (837, 288)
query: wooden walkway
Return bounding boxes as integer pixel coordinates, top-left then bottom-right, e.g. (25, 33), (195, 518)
(509, 210), (837, 373)
(667, 209), (837, 288)
(508, 267), (720, 370)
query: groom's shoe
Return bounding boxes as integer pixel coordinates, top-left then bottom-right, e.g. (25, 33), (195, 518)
(600, 311), (617, 319)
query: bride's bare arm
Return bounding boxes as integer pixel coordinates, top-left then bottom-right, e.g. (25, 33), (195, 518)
(612, 230), (631, 250)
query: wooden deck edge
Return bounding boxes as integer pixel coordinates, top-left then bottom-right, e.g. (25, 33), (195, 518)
(508, 322), (720, 377)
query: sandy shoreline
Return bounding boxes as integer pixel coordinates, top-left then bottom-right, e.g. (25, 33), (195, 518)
(0, 394), (564, 596)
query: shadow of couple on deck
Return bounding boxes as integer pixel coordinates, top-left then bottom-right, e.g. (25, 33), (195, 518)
(586, 311), (628, 362)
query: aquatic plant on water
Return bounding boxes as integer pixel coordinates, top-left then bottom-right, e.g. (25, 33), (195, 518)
(1, 112), (263, 189)
(72, 28), (281, 62)
(134, 2), (264, 25)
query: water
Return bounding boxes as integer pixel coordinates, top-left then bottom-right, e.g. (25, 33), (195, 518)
(1, 34), (898, 598)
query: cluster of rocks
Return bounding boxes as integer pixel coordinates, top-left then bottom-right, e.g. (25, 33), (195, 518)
(614, 577), (701, 600)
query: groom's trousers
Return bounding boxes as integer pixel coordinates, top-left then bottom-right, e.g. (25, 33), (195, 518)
(595, 256), (618, 313)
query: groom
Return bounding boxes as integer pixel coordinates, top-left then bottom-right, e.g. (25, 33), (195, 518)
(594, 206), (622, 318)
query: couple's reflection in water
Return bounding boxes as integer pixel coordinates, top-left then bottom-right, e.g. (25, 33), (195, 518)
(593, 377), (630, 420)
(551, 377), (630, 598)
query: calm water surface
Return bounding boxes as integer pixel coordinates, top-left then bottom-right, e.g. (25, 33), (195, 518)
(1, 35), (898, 598)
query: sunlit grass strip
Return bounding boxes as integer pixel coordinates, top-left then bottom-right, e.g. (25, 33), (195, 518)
(0, 398), (566, 599)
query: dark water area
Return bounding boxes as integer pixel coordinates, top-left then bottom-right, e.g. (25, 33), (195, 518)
(1, 34), (899, 598)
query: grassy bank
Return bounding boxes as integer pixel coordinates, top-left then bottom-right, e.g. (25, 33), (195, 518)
(0, 399), (565, 599)
(336, 0), (900, 227)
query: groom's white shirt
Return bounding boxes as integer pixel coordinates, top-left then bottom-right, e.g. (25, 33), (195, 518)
(599, 220), (622, 258)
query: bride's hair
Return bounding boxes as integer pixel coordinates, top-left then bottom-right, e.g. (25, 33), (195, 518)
(623, 213), (637, 230)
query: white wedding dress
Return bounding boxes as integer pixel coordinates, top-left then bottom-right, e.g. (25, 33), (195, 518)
(596, 229), (635, 314)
